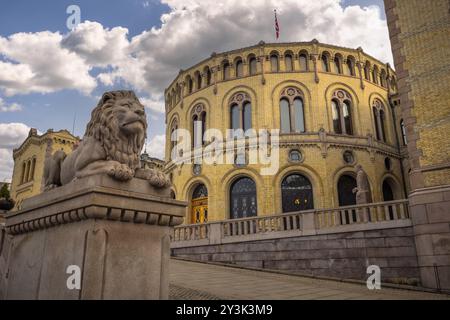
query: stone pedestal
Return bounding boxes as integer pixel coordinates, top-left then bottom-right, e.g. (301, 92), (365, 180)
(0, 174), (186, 300)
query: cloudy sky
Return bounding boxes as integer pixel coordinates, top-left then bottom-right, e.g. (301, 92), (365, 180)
(0, 0), (391, 182)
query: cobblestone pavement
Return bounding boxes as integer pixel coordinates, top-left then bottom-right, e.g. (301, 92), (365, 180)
(169, 259), (449, 300)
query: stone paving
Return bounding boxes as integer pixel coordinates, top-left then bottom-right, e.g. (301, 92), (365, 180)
(169, 259), (449, 300)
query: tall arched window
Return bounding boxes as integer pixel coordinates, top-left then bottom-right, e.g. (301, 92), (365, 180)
(195, 71), (202, 90)
(334, 55), (342, 74)
(230, 177), (257, 219)
(372, 66), (379, 84)
(380, 70), (387, 88)
(169, 118), (178, 158)
(321, 53), (330, 72)
(285, 53), (293, 71)
(229, 92), (252, 131)
(222, 61), (231, 80)
(364, 62), (371, 80)
(192, 104), (206, 148)
(279, 87), (305, 133)
(331, 90), (354, 135)
(235, 58), (244, 77)
(346, 57), (355, 76)
(400, 119), (407, 145)
(270, 54), (279, 72)
(338, 175), (357, 206)
(281, 174), (314, 213)
(332, 100), (342, 134)
(191, 184), (208, 224)
(187, 76), (193, 94)
(299, 52), (308, 71)
(248, 55), (257, 75)
(372, 99), (387, 142)
(20, 162), (26, 184)
(205, 67), (212, 86)
(30, 157), (36, 181)
(25, 160), (31, 183)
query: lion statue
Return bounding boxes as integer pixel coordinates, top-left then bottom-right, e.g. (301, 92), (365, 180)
(43, 90), (171, 190)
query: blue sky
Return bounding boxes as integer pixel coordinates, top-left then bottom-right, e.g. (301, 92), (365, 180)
(0, 0), (389, 182)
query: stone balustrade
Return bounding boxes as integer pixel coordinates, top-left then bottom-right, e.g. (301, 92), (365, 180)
(171, 199), (410, 248)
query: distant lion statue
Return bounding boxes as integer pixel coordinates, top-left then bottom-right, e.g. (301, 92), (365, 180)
(43, 90), (170, 190)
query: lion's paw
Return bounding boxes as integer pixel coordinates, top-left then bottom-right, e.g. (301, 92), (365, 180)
(108, 163), (134, 181)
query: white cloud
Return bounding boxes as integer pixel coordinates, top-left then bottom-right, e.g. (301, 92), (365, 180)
(140, 95), (165, 113)
(0, 0), (392, 104)
(0, 122), (32, 181)
(0, 98), (22, 112)
(146, 134), (166, 160)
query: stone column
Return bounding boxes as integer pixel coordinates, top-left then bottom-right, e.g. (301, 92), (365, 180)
(0, 174), (186, 299)
(385, 0), (450, 291)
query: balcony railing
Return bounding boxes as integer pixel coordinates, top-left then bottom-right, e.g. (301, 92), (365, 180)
(171, 199), (410, 248)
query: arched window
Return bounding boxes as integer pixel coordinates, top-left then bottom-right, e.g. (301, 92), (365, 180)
(170, 119), (178, 158)
(372, 66), (379, 84)
(372, 99), (387, 142)
(400, 119), (407, 145)
(334, 55), (342, 74)
(299, 53), (308, 71)
(222, 61), (231, 80)
(279, 87), (305, 133)
(229, 92), (252, 131)
(281, 174), (314, 213)
(235, 58), (244, 77)
(192, 104), (206, 148)
(191, 184), (208, 224)
(195, 71), (202, 90)
(25, 160), (31, 183)
(248, 55), (257, 75)
(285, 53), (293, 71)
(230, 177), (257, 219)
(380, 70), (387, 88)
(30, 157), (36, 181)
(338, 175), (357, 206)
(346, 58), (355, 76)
(270, 54), (279, 72)
(20, 162), (26, 184)
(321, 53), (330, 72)
(331, 90), (354, 135)
(187, 76), (193, 94)
(332, 100), (342, 134)
(205, 67), (212, 86)
(364, 62), (371, 80)
(176, 84), (181, 102)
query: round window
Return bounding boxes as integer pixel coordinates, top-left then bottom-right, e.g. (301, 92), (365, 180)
(289, 150), (303, 162)
(193, 164), (202, 175)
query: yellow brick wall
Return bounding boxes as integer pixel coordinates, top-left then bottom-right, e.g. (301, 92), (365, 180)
(10, 130), (79, 210)
(387, 0), (450, 189)
(164, 42), (405, 223)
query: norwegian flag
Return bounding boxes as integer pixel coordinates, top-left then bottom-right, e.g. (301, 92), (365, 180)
(274, 9), (280, 39)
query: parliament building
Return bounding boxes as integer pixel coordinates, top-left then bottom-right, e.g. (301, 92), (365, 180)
(164, 40), (409, 224)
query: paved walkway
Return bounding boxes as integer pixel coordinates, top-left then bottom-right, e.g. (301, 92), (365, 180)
(169, 259), (448, 300)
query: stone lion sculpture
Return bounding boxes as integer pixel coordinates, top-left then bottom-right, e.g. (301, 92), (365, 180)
(43, 90), (170, 190)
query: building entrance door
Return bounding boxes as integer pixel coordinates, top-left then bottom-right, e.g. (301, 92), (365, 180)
(191, 197), (208, 224)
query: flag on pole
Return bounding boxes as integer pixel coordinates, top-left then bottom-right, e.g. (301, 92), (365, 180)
(274, 9), (280, 40)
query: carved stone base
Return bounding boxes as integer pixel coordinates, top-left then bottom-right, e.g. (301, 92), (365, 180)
(0, 174), (186, 300)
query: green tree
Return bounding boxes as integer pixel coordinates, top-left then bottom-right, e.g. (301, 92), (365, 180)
(0, 183), (10, 200)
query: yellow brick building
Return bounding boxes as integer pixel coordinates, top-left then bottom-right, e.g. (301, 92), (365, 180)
(164, 40), (408, 224)
(9, 128), (79, 210)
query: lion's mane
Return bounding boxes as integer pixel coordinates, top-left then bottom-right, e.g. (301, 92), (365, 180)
(85, 90), (147, 171)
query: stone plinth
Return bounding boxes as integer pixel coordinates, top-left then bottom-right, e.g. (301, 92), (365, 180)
(0, 174), (186, 300)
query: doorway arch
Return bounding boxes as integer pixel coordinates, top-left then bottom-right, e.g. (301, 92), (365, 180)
(191, 184), (208, 224)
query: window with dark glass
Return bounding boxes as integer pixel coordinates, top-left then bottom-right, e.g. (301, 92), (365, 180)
(281, 174), (314, 213)
(321, 54), (330, 72)
(223, 61), (230, 80)
(230, 177), (257, 219)
(331, 90), (353, 135)
(229, 92), (252, 131)
(249, 56), (257, 75)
